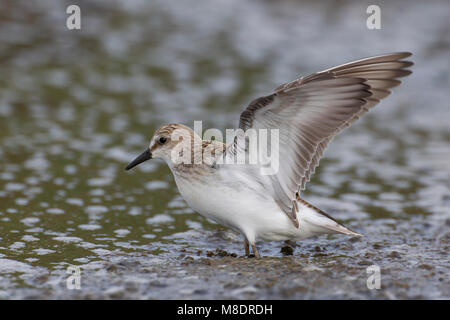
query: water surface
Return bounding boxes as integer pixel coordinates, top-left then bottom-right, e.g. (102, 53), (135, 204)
(0, 0), (448, 299)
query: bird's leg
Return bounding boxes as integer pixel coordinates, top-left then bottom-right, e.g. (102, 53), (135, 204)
(251, 243), (261, 258)
(244, 238), (250, 256)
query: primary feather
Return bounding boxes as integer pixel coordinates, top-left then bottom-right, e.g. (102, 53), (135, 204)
(227, 52), (413, 228)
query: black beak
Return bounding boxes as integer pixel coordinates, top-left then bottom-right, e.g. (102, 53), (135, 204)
(125, 149), (152, 170)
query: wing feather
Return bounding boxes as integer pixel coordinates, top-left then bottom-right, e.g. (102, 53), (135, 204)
(227, 52), (413, 227)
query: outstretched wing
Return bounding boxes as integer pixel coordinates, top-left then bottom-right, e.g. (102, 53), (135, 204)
(227, 52), (413, 227)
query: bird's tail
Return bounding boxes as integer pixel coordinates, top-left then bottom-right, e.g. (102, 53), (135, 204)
(297, 197), (362, 237)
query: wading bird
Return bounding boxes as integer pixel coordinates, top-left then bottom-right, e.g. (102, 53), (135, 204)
(126, 52), (412, 257)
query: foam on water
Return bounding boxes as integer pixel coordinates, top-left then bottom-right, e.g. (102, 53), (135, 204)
(146, 214), (175, 225)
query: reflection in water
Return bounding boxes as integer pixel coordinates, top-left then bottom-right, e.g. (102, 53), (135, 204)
(0, 0), (448, 299)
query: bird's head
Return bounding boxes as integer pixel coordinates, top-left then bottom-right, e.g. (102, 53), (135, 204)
(125, 123), (201, 170)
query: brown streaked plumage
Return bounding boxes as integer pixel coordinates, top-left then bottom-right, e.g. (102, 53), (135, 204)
(149, 123), (227, 177)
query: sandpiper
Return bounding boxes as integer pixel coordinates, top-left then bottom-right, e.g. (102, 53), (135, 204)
(126, 52), (412, 257)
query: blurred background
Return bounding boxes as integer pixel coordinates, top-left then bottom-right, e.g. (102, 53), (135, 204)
(0, 0), (448, 299)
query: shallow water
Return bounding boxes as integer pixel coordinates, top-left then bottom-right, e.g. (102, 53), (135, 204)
(0, 0), (449, 299)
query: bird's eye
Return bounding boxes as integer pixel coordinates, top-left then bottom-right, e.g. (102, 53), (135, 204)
(159, 137), (167, 144)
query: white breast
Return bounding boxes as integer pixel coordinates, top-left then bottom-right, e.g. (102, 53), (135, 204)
(169, 165), (342, 243)
(172, 172), (252, 230)
(170, 166), (292, 240)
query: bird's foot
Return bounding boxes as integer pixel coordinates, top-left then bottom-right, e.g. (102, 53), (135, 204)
(244, 237), (261, 258)
(251, 243), (261, 258)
